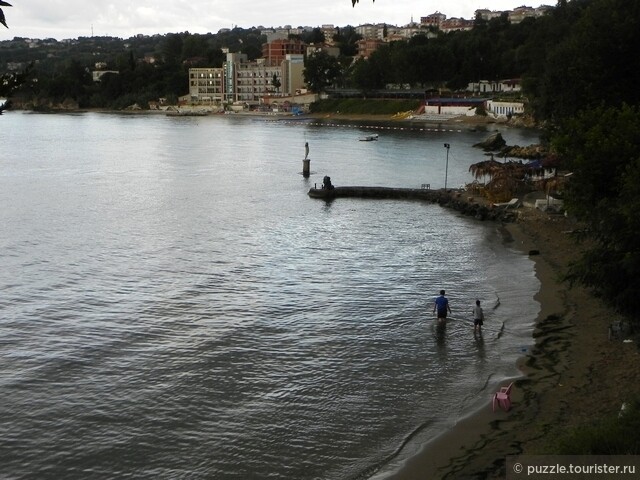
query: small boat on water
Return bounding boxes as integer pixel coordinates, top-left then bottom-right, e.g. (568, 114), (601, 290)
(359, 134), (379, 142)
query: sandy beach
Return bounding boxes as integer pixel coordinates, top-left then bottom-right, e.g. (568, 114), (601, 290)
(381, 198), (640, 479)
(304, 112), (639, 478)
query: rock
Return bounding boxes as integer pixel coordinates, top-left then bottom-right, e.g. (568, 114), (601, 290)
(500, 144), (548, 159)
(474, 132), (506, 151)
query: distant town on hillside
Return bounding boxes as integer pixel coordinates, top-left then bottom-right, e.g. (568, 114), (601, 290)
(252, 5), (552, 40)
(1, 3), (551, 113)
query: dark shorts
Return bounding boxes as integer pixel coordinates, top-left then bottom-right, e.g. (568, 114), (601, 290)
(474, 318), (484, 326)
(437, 309), (448, 318)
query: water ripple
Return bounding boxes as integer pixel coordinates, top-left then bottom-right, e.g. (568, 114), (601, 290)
(0, 113), (540, 480)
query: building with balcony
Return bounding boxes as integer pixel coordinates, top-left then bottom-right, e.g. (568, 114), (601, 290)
(320, 24), (338, 43)
(440, 18), (474, 33)
(356, 38), (384, 58)
(420, 12), (446, 29)
(188, 52), (305, 106)
(475, 5), (553, 23)
(189, 67), (224, 104)
(222, 53), (282, 103)
(355, 23), (384, 40)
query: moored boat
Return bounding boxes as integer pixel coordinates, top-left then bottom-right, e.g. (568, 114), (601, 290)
(359, 134), (379, 142)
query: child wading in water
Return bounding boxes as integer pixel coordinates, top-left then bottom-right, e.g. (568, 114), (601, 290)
(473, 299), (484, 333)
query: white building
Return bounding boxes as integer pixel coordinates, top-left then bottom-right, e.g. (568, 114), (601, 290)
(466, 79), (522, 94)
(486, 100), (525, 117)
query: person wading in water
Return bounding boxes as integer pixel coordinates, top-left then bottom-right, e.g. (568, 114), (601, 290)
(433, 290), (452, 324)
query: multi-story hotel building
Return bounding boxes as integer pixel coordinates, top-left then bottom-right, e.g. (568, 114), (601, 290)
(189, 52), (305, 106)
(188, 67), (224, 104)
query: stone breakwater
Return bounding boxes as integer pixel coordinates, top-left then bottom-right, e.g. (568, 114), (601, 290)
(307, 186), (518, 223)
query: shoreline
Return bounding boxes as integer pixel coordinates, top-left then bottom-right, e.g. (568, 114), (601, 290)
(8, 107), (537, 129)
(378, 203), (640, 479)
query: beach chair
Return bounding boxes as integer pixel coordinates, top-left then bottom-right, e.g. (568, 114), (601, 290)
(492, 198), (520, 209)
(492, 382), (513, 412)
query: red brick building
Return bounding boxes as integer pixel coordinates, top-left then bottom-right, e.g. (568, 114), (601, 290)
(262, 39), (306, 66)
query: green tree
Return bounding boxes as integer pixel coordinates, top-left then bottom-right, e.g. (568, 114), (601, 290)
(527, 0), (639, 122)
(351, 58), (378, 91)
(38, 59), (93, 105)
(332, 26), (362, 57)
(304, 51), (341, 93)
(351, 44), (393, 91)
(552, 104), (640, 315)
(272, 73), (281, 94)
(182, 34), (209, 59)
(300, 27), (325, 45)
(162, 33), (184, 65)
(0, 65), (33, 113)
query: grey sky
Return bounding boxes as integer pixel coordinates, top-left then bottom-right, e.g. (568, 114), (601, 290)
(2, 1), (545, 40)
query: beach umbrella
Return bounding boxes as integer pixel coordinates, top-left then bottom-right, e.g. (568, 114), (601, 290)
(468, 159), (503, 180)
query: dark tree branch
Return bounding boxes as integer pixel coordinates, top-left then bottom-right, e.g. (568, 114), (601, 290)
(0, 1), (12, 28)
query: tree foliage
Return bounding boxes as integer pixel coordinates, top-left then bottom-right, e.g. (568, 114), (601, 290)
(332, 26), (362, 57)
(552, 104), (640, 315)
(528, 0), (640, 122)
(303, 51), (341, 93)
(1, 29), (271, 110)
(347, 11), (560, 92)
(539, 1), (640, 317)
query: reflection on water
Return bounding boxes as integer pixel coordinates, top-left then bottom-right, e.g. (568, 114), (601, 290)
(0, 112), (540, 480)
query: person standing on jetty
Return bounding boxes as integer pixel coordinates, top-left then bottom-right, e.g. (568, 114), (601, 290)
(472, 299), (484, 333)
(433, 290), (452, 324)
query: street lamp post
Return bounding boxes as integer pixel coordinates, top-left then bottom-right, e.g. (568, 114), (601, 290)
(443, 143), (450, 190)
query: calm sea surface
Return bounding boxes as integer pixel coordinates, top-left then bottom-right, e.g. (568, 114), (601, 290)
(1, 112), (540, 479)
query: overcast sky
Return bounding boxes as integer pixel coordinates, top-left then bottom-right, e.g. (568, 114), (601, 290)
(1, 1), (546, 41)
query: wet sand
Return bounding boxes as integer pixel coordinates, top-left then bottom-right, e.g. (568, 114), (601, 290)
(382, 202), (640, 479)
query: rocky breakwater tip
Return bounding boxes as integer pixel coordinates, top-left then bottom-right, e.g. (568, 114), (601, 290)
(438, 190), (519, 223)
(308, 184), (519, 223)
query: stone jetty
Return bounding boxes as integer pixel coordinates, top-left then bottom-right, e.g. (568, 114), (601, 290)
(307, 186), (518, 223)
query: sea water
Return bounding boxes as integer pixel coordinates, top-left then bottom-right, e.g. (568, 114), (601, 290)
(0, 112), (540, 479)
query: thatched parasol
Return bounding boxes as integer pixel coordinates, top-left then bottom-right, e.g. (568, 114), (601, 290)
(468, 159), (503, 180)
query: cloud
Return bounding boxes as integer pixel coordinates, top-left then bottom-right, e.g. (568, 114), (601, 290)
(2, 1), (544, 40)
